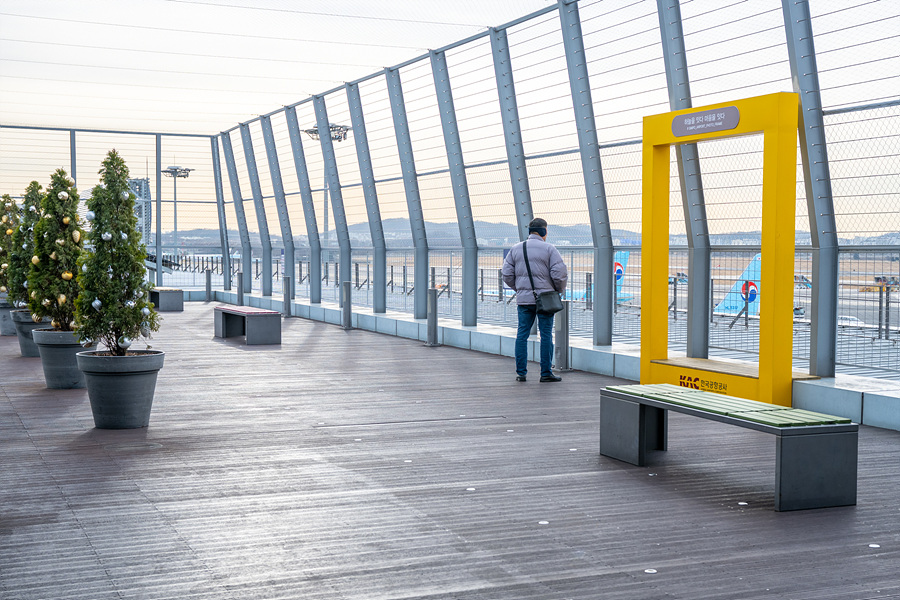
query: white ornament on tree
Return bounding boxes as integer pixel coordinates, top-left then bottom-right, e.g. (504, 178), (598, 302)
(101, 232), (112, 241)
(85, 210), (95, 221)
(58, 191), (68, 200)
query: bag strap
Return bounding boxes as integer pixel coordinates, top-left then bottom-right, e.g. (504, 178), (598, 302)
(522, 240), (539, 302)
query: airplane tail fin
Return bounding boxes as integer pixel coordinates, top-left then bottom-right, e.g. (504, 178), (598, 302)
(714, 254), (762, 316)
(559, 251), (631, 303)
(614, 251), (632, 303)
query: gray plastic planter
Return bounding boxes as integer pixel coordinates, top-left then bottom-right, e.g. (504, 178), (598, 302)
(0, 297), (16, 336)
(76, 350), (165, 429)
(32, 328), (86, 389)
(10, 309), (51, 357)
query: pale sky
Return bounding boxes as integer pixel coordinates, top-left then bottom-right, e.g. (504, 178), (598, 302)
(0, 0), (557, 133)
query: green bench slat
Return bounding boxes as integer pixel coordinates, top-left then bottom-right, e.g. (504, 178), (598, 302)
(734, 409), (835, 427)
(647, 392), (767, 415)
(643, 393), (735, 415)
(778, 408), (852, 425)
(605, 384), (850, 427)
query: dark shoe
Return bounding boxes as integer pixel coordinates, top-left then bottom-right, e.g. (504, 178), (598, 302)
(540, 374), (562, 382)
(516, 375), (527, 382)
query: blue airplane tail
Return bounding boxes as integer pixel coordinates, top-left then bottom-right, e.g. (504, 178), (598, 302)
(715, 254), (762, 316)
(614, 251), (632, 303)
(559, 250), (631, 303)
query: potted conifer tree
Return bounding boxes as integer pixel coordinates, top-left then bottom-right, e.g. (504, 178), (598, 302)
(30, 170), (88, 388)
(0, 192), (18, 335)
(5, 193), (51, 354)
(7, 182), (43, 329)
(75, 150), (162, 429)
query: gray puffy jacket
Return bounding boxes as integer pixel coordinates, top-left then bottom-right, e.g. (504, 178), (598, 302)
(501, 234), (568, 305)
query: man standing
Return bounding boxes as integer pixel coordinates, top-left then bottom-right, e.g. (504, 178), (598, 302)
(501, 218), (568, 382)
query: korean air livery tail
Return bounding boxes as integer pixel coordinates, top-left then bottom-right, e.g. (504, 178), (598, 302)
(559, 250), (630, 303)
(614, 251), (632, 303)
(715, 253), (761, 316)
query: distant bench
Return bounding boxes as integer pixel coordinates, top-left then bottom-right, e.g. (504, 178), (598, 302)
(600, 383), (858, 511)
(150, 287), (184, 312)
(214, 306), (281, 345)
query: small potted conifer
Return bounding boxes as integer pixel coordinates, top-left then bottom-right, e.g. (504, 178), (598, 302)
(5, 193), (51, 354)
(75, 150), (162, 429)
(7, 181), (43, 323)
(0, 192), (18, 336)
(30, 170), (88, 388)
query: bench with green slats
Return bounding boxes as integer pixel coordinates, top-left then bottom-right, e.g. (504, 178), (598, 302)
(605, 383), (851, 427)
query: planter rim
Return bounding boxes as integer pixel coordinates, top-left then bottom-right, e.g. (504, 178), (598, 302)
(32, 328), (82, 344)
(76, 350), (165, 375)
(77, 349), (165, 357)
(9, 309), (50, 323)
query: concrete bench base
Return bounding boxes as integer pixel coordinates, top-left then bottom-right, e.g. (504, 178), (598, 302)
(151, 288), (184, 312)
(214, 306), (281, 345)
(600, 388), (859, 511)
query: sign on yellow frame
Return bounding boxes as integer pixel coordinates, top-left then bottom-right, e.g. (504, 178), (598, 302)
(641, 92), (799, 406)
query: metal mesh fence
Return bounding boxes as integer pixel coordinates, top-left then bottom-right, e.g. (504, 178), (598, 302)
(1, 0), (898, 378)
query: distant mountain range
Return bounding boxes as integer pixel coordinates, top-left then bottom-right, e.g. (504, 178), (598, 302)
(162, 218), (880, 250)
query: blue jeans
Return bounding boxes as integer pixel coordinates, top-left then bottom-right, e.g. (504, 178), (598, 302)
(515, 304), (554, 377)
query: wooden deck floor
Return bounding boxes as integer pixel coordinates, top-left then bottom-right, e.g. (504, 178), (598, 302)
(2, 302), (899, 600)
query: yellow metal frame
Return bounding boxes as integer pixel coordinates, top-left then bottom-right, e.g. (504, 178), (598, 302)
(641, 92), (799, 406)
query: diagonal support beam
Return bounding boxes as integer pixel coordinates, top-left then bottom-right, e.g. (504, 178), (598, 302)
(558, 0), (614, 346)
(210, 135), (232, 290)
(260, 115), (296, 300)
(285, 106), (322, 304)
(313, 96), (352, 306)
(220, 131), (253, 293)
(431, 49), (478, 326)
(386, 67), (429, 319)
(239, 123), (273, 296)
(346, 82), (387, 313)
(490, 27), (533, 242)
(658, 0), (710, 358)
(783, 0), (838, 377)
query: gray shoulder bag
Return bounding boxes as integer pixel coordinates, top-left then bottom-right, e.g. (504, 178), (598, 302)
(522, 241), (563, 315)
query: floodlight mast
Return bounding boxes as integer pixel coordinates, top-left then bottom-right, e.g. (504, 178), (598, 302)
(304, 123), (351, 246)
(161, 165), (194, 249)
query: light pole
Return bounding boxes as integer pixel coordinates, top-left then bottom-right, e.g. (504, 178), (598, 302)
(303, 123), (351, 246)
(161, 165), (193, 249)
